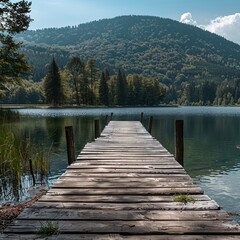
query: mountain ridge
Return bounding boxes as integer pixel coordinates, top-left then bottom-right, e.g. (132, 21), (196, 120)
(17, 15), (240, 83)
(21, 15), (240, 47)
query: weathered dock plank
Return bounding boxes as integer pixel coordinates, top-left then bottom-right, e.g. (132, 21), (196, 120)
(5, 219), (240, 234)
(3, 121), (240, 239)
(1, 234), (240, 240)
(28, 200), (219, 211)
(39, 194), (210, 203)
(46, 187), (204, 195)
(17, 209), (228, 221)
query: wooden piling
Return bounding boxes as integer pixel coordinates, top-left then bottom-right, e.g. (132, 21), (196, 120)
(110, 112), (113, 120)
(94, 119), (100, 139)
(65, 126), (75, 165)
(148, 116), (153, 134)
(175, 120), (184, 166)
(105, 115), (109, 125)
(140, 112), (144, 123)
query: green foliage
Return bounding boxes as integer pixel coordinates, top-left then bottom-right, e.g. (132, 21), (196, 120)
(16, 15), (240, 85)
(59, 69), (73, 104)
(44, 58), (65, 106)
(173, 194), (195, 203)
(0, 0), (32, 92)
(126, 74), (165, 106)
(5, 15), (240, 105)
(66, 57), (85, 105)
(22, 55), (165, 106)
(86, 58), (97, 105)
(115, 69), (126, 105)
(0, 121), (50, 201)
(99, 71), (109, 105)
(0, 79), (44, 104)
(165, 79), (240, 106)
(37, 221), (60, 236)
(49, 57), (165, 106)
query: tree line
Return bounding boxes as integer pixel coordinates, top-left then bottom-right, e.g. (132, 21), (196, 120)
(164, 79), (240, 106)
(1, 57), (165, 106)
(2, 55), (240, 106)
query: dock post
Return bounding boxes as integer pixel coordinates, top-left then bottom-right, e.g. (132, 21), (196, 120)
(105, 115), (109, 125)
(175, 120), (184, 166)
(148, 116), (153, 134)
(65, 126), (75, 165)
(140, 112), (144, 123)
(110, 112), (113, 120)
(95, 119), (100, 139)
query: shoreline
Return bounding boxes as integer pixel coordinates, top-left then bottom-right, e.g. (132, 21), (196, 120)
(0, 104), (178, 110)
(0, 190), (46, 233)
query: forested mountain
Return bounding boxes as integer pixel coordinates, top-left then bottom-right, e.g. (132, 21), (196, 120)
(17, 15), (240, 81)
(12, 15), (240, 105)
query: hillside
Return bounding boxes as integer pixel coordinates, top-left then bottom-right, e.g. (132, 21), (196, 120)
(17, 15), (240, 84)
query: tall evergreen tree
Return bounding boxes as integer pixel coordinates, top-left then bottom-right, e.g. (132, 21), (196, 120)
(104, 68), (110, 81)
(132, 75), (143, 105)
(127, 81), (135, 105)
(115, 69), (125, 105)
(99, 71), (109, 105)
(44, 58), (65, 106)
(108, 77), (116, 106)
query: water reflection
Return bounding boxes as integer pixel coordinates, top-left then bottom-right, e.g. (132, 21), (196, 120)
(12, 106), (240, 180)
(46, 117), (65, 148)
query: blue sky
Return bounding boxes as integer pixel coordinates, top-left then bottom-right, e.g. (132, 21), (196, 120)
(28, 0), (240, 44)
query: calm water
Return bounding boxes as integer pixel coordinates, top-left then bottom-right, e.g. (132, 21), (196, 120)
(2, 106), (240, 221)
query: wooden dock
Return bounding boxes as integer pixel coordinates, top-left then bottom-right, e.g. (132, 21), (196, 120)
(2, 121), (240, 239)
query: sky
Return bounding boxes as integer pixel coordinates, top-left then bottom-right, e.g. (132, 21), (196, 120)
(28, 0), (240, 45)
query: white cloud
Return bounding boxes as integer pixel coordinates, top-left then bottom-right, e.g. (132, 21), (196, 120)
(180, 12), (240, 45)
(204, 13), (240, 44)
(180, 12), (197, 25)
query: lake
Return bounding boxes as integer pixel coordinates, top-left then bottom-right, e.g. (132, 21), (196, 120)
(1, 106), (240, 222)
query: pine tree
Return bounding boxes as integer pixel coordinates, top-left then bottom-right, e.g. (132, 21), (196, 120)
(127, 81), (135, 105)
(44, 58), (65, 106)
(104, 68), (110, 81)
(99, 71), (109, 105)
(115, 69), (125, 105)
(132, 75), (143, 105)
(108, 77), (116, 106)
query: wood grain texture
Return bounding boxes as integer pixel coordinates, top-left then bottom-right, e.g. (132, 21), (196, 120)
(5, 220), (240, 234)
(1, 235), (240, 240)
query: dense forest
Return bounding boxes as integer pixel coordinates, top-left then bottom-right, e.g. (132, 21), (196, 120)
(1, 57), (165, 106)
(2, 15), (240, 105)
